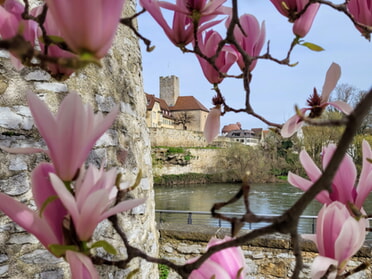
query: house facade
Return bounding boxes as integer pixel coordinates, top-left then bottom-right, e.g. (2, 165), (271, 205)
(145, 76), (209, 132)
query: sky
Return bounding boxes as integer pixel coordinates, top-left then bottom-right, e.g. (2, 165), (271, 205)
(136, 1), (372, 130)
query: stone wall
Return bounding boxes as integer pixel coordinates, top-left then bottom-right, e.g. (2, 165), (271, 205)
(159, 223), (372, 279)
(152, 147), (221, 176)
(150, 127), (209, 147)
(0, 1), (159, 278)
(149, 127), (232, 148)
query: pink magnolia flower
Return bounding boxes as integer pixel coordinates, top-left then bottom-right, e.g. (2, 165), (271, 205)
(140, 0), (194, 46)
(226, 13), (266, 71)
(49, 164), (146, 241)
(310, 201), (367, 278)
(270, 0), (320, 37)
(160, 0), (229, 20)
(204, 106), (221, 143)
(0, 0), (38, 68)
(140, 0), (225, 47)
(195, 30), (239, 84)
(1, 92), (119, 181)
(281, 63), (353, 138)
(31, 6), (76, 79)
(189, 236), (245, 279)
(0, 163), (66, 250)
(66, 251), (99, 279)
(44, 0), (126, 59)
(347, 0), (372, 39)
(288, 140), (372, 209)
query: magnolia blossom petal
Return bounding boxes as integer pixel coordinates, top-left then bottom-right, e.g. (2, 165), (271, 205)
(207, 237), (245, 278)
(0, 146), (47, 154)
(32, 163), (66, 244)
(356, 140), (372, 208)
(189, 236), (245, 279)
(49, 173), (80, 223)
(347, 0), (372, 38)
(76, 189), (112, 240)
(299, 150), (322, 182)
(293, 3), (320, 37)
(0, 4), (18, 39)
(327, 100), (353, 115)
(0, 193), (60, 248)
(321, 63), (341, 103)
(27, 91), (58, 151)
(45, 0), (125, 58)
(160, 0), (228, 18)
(310, 256), (338, 279)
(322, 144), (357, 204)
(196, 30), (239, 84)
(189, 258), (231, 279)
(27, 91), (119, 181)
(228, 13), (266, 71)
(281, 108), (307, 138)
(66, 251), (99, 279)
(334, 217), (366, 268)
(101, 198), (147, 220)
(204, 107), (221, 143)
(288, 172), (331, 204)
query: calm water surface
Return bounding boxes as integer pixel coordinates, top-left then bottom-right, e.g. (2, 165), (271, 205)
(155, 183), (323, 215)
(155, 183), (372, 233)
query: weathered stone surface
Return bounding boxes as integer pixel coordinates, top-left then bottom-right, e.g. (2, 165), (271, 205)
(0, 173), (29, 196)
(0, 79), (8, 95)
(34, 82), (68, 93)
(0, 254), (8, 263)
(20, 249), (62, 264)
(34, 269), (64, 279)
(8, 233), (38, 244)
(0, 108), (20, 129)
(176, 243), (203, 254)
(22, 70), (51, 82)
(0, 265), (8, 276)
(0, 1), (159, 278)
(8, 156), (28, 171)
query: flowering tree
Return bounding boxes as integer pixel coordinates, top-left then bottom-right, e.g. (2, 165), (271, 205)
(0, 0), (372, 278)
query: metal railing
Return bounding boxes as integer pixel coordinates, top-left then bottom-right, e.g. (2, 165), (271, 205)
(155, 210), (318, 234)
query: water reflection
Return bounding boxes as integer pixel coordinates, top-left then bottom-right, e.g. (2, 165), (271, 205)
(155, 183), (323, 216)
(155, 183), (372, 234)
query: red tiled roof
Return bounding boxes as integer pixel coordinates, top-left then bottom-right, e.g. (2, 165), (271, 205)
(145, 93), (156, 110)
(171, 96), (209, 112)
(145, 93), (170, 111)
(222, 122), (242, 133)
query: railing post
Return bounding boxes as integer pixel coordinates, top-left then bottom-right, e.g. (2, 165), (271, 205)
(218, 218), (222, 227)
(312, 217), (315, 234)
(187, 212), (192, 224)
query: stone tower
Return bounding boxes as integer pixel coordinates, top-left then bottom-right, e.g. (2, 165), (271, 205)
(0, 0), (159, 278)
(159, 75), (179, 106)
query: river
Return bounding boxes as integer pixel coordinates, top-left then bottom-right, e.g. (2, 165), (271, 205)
(154, 183), (372, 234)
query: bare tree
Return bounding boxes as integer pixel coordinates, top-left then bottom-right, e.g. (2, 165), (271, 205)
(330, 83), (372, 134)
(173, 112), (195, 130)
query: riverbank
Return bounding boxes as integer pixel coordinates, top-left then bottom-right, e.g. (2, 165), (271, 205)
(153, 172), (284, 186)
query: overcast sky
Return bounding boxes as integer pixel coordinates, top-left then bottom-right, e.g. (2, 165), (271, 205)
(137, 1), (372, 130)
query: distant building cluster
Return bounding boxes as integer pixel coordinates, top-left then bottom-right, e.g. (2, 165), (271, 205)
(145, 75), (209, 132)
(222, 122), (264, 146)
(145, 76), (267, 146)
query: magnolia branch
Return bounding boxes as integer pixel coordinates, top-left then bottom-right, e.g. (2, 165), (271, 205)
(93, 89), (372, 278)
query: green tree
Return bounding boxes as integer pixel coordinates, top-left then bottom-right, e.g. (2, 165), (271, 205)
(217, 143), (272, 183)
(301, 111), (345, 164)
(262, 130), (303, 177)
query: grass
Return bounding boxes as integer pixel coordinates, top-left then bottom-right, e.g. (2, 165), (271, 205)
(159, 264), (169, 279)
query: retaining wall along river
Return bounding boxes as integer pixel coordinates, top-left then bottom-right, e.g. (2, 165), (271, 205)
(158, 223), (372, 279)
